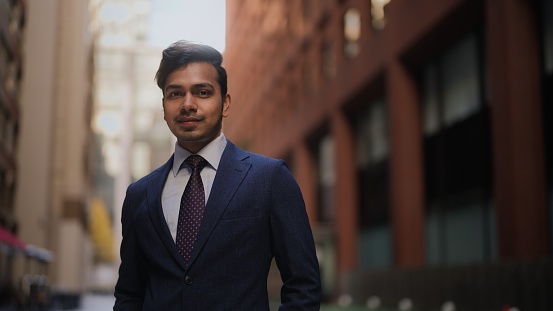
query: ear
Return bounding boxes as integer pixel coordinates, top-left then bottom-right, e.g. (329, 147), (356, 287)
(222, 94), (231, 117)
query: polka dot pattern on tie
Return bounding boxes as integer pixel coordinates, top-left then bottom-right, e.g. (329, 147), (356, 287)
(176, 155), (207, 264)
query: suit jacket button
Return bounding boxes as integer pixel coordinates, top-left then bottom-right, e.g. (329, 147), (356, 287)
(184, 276), (193, 285)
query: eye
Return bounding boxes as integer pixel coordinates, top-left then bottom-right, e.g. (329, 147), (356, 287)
(197, 90), (211, 97)
(167, 91), (182, 98)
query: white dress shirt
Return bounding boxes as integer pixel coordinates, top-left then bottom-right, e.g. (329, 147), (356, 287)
(161, 133), (227, 242)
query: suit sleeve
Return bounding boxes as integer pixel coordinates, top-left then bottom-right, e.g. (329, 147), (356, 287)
(113, 186), (148, 310)
(269, 161), (322, 310)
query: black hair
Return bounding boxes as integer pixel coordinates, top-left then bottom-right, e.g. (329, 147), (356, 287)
(155, 40), (227, 99)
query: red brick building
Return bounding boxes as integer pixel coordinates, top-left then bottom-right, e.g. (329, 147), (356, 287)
(224, 0), (552, 309)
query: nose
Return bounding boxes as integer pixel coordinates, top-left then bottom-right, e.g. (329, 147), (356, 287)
(180, 94), (197, 111)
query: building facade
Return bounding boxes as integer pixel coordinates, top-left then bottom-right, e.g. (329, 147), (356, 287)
(89, 0), (175, 290)
(224, 0), (552, 309)
(12, 0), (94, 307)
(0, 0), (26, 306)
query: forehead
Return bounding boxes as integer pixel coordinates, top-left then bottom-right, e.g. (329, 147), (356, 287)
(164, 62), (219, 90)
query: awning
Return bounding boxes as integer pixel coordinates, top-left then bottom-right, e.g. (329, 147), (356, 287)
(25, 245), (53, 262)
(0, 226), (26, 250)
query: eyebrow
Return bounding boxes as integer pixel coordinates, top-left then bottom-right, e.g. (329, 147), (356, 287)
(164, 84), (183, 93)
(190, 83), (215, 90)
(164, 83), (215, 93)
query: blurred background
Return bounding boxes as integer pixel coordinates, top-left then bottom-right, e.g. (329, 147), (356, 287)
(0, 0), (552, 310)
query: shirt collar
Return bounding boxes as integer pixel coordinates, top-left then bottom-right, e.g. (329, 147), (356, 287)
(172, 132), (227, 177)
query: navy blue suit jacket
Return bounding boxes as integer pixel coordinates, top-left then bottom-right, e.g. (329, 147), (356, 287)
(114, 141), (321, 310)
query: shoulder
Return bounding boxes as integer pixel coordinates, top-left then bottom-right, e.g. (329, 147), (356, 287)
(226, 140), (286, 170)
(246, 151), (283, 166)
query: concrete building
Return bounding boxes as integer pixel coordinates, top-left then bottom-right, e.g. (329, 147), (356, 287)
(89, 0), (175, 290)
(11, 0), (94, 307)
(224, 0), (553, 309)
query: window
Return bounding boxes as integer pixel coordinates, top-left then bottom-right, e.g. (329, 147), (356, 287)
(355, 98), (392, 268)
(371, 0), (390, 30)
(308, 127), (338, 300)
(344, 8), (361, 58)
(318, 135), (335, 222)
(419, 32), (495, 264)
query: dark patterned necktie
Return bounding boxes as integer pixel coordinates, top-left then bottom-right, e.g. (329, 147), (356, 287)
(176, 155), (207, 264)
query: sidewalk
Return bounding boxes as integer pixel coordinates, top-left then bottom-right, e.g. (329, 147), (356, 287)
(52, 293), (115, 311)
(62, 293), (402, 311)
(321, 306), (400, 311)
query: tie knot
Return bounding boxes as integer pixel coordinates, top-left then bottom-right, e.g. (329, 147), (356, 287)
(184, 155), (207, 172)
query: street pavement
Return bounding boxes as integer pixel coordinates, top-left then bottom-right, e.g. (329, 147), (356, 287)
(53, 293), (115, 311)
(79, 294), (115, 311)
(56, 293), (398, 311)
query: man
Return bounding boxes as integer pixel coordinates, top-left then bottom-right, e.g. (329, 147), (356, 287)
(113, 40), (321, 310)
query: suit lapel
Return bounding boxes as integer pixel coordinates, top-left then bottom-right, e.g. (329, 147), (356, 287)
(146, 155), (186, 267)
(188, 142), (251, 266)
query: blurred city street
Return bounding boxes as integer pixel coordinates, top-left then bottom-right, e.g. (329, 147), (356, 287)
(1, 0), (551, 310)
(54, 294), (115, 311)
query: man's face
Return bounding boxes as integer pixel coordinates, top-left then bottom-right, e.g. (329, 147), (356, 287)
(162, 62), (230, 154)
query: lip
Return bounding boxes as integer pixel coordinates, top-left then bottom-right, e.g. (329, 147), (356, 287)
(176, 117), (202, 127)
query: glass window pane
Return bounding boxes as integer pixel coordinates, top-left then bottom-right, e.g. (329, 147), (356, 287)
(426, 200), (497, 265)
(422, 31), (494, 265)
(355, 98), (389, 166)
(425, 207), (441, 265)
(442, 34), (481, 126)
(369, 99), (389, 162)
(344, 8), (361, 58)
(358, 225), (392, 268)
(319, 135), (335, 221)
(421, 63), (441, 136)
(371, 0), (391, 30)
(356, 108), (371, 169)
(445, 203), (486, 263)
(356, 97), (391, 265)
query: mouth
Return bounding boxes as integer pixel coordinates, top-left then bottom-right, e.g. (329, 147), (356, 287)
(176, 117), (202, 127)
